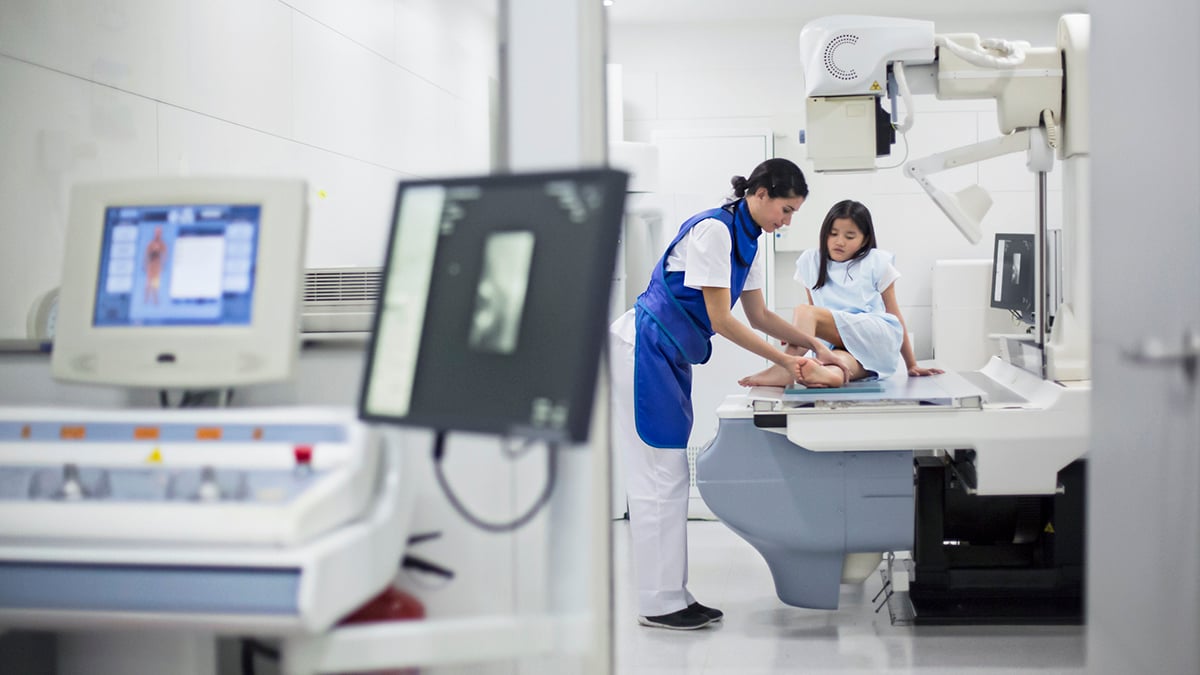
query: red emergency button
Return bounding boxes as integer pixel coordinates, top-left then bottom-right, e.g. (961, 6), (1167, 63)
(294, 444), (314, 466)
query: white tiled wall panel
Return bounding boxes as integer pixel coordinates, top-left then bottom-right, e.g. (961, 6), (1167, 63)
(155, 104), (404, 269)
(292, 13), (415, 169)
(163, 0), (295, 137)
(394, 0), (497, 102)
(657, 67), (806, 120)
(0, 57), (158, 337)
(0, 0), (496, 338)
(285, 0), (397, 60)
(0, 0), (180, 101)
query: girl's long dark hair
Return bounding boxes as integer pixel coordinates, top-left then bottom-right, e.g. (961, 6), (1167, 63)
(814, 199), (877, 290)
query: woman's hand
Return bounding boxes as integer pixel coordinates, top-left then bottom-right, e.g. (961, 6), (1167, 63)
(908, 365), (944, 377)
(784, 340), (839, 367)
(785, 354), (806, 383)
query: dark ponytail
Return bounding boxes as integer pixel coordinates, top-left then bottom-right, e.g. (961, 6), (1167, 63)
(730, 158), (809, 200)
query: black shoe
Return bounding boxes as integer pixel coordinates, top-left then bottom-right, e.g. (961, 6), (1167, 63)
(637, 606), (713, 630)
(688, 601), (723, 622)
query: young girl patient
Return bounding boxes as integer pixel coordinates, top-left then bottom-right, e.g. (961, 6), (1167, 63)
(741, 199), (943, 387)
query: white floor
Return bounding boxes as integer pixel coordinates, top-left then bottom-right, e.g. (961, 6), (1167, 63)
(612, 519), (1086, 675)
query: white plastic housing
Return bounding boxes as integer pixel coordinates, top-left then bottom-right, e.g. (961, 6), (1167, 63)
(1057, 14), (1090, 158)
(52, 178), (308, 388)
(935, 35), (1064, 134)
(805, 95), (880, 172)
(800, 15), (936, 97)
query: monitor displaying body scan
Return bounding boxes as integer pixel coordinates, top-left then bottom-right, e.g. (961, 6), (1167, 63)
(990, 232), (1036, 322)
(360, 169), (628, 443)
(52, 178), (308, 387)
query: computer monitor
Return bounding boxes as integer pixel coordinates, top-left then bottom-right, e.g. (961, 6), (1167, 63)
(990, 232), (1036, 322)
(52, 178), (308, 387)
(360, 168), (628, 443)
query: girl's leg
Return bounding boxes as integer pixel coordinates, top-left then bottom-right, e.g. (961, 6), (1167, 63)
(737, 347), (870, 387)
(793, 304), (845, 349)
(737, 304), (849, 386)
(826, 350), (869, 382)
(737, 341), (806, 387)
(737, 352), (849, 387)
(790, 305), (872, 382)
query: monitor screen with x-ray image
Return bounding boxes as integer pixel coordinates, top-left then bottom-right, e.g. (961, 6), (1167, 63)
(990, 232), (1036, 322)
(360, 168), (628, 443)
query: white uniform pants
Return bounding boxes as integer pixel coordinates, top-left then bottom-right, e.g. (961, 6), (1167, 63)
(610, 321), (696, 617)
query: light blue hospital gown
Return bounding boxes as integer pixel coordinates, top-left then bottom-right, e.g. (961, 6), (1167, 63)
(794, 248), (904, 378)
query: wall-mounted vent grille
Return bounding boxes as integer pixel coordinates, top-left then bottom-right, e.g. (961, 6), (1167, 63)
(824, 33), (859, 81)
(301, 268), (382, 335)
(304, 268), (382, 305)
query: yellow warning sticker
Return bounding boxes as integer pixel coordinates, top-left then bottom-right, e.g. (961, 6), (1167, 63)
(146, 448), (163, 463)
(1044, 522), (1056, 534)
(870, 81), (882, 92)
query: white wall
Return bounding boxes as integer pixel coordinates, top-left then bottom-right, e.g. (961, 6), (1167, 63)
(0, 0), (497, 339)
(609, 12), (1070, 362)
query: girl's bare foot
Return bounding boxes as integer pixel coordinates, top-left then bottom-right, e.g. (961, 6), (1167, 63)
(797, 358), (848, 388)
(738, 364), (794, 388)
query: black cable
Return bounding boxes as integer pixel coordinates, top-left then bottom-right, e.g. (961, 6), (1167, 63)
(239, 642), (255, 675)
(159, 388), (237, 408)
(407, 531), (443, 546)
(401, 553), (456, 579)
(432, 431), (558, 533)
(239, 639), (279, 675)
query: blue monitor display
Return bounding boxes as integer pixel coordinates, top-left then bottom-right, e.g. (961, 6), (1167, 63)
(93, 204), (260, 327)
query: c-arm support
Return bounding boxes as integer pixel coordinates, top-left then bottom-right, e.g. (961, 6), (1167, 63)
(904, 127), (1054, 245)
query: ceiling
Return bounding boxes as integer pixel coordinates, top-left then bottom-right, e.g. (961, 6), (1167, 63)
(605, 0), (1088, 25)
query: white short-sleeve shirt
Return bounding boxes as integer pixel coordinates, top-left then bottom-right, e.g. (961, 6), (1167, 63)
(665, 218), (764, 291)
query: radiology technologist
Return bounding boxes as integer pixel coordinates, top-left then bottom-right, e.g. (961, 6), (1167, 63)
(609, 158), (843, 630)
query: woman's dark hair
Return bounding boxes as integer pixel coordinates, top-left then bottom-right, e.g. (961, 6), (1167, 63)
(813, 199), (877, 290)
(730, 158), (809, 201)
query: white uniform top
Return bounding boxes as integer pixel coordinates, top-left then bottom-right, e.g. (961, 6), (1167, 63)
(794, 248), (904, 378)
(612, 217), (764, 343)
(667, 218), (766, 291)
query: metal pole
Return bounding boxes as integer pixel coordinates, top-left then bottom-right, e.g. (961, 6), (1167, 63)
(1038, 170), (1050, 379)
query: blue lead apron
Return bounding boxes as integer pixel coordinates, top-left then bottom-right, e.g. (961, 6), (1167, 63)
(632, 199), (759, 448)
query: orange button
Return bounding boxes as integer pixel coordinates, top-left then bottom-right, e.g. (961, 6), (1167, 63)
(134, 426), (160, 440)
(196, 427), (222, 441)
(60, 426), (86, 440)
